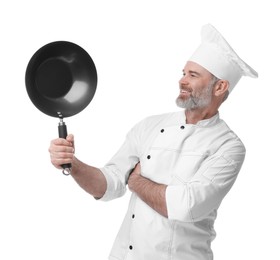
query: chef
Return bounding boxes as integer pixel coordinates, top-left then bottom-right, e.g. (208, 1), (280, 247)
(49, 24), (258, 260)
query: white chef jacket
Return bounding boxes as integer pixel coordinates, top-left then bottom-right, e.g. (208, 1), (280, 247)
(99, 111), (245, 260)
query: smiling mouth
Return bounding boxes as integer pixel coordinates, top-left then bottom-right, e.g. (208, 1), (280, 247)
(179, 87), (193, 97)
(180, 89), (190, 94)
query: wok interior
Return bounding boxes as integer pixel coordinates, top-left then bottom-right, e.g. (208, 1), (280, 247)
(35, 58), (73, 99)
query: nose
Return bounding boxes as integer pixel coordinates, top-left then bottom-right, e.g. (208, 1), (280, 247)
(179, 74), (189, 85)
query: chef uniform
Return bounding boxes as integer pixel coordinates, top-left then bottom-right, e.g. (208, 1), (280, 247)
(99, 24), (258, 260)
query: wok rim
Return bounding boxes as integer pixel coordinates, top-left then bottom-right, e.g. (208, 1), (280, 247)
(25, 41), (98, 118)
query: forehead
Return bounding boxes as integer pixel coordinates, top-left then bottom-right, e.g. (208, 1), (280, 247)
(184, 61), (213, 78)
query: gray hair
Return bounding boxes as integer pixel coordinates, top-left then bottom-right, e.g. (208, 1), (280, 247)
(210, 75), (229, 102)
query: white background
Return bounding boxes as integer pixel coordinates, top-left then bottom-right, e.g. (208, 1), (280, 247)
(0, 0), (279, 259)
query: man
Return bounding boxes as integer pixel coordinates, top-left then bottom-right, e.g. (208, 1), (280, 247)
(49, 24), (258, 260)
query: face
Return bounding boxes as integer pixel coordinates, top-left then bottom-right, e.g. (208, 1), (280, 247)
(176, 61), (216, 111)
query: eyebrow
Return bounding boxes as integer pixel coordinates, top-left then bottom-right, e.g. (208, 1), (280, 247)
(183, 69), (201, 76)
(190, 70), (201, 76)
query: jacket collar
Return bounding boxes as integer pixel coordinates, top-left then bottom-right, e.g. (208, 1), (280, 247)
(178, 110), (221, 127)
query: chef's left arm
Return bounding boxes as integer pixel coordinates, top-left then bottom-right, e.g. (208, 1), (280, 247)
(128, 163), (168, 217)
(128, 140), (245, 221)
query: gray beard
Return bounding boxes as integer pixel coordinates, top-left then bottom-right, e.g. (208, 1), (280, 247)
(176, 82), (213, 111)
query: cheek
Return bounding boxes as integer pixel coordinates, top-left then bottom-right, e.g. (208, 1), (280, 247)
(192, 85), (206, 98)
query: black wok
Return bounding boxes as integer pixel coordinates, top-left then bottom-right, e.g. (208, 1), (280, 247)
(25, 41), (98, 174)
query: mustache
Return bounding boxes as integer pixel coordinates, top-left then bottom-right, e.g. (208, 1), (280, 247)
(179, 84), (192, 93)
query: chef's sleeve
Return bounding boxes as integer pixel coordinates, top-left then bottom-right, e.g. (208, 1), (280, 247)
(98, 123), (142, 201)
(166, 139), (246, 222)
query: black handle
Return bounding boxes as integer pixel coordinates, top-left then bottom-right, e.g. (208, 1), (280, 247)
(58, 120), (72, 172)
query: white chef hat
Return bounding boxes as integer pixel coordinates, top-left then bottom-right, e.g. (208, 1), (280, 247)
(189, 24), (258, 92)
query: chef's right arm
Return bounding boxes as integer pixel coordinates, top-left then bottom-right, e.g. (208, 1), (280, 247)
(49, 122), (141, 200)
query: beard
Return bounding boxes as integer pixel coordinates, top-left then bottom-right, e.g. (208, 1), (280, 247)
(176, 81), (214, 111)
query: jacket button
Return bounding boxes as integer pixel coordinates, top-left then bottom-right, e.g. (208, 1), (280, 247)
(160, 129), (164, 133)
(132, 214), (135, 219)
(129, 245), (133, 250)
(147, 155), (151, 159)
(180, 125), (185, 129)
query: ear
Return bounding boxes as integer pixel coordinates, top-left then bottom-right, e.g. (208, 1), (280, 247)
(214, 80), (229, 97)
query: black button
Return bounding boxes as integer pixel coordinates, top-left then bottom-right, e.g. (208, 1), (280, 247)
(160, 129), (164, 133)
(147, 155), (151, 159)
(129, 245), (133, 250)
(132, 214), (135, 219)
(180, 125), (185, 129)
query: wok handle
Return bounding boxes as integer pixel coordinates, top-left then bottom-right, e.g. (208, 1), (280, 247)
(58, 120), (72, 175)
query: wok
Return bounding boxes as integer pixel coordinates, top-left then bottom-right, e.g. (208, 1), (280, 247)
(25, 41), (98, 175)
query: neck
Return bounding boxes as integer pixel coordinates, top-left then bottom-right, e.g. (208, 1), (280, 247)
(185, 107), (218, 125)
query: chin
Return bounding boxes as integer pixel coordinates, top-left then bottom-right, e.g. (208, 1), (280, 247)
(176, 97), (188, 108)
